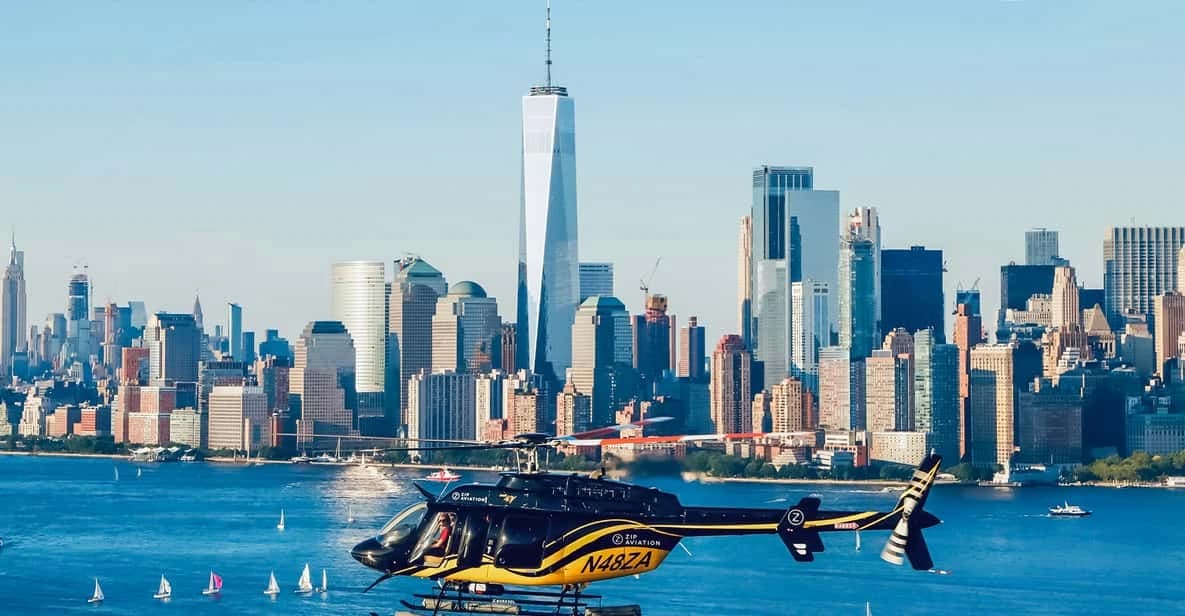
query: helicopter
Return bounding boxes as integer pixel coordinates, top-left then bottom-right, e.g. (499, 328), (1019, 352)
(350, 427), (944, 615)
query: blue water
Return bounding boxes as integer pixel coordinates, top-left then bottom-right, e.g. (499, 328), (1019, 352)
(1, 456), (1182, 615)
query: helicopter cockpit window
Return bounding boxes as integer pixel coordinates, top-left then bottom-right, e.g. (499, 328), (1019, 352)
(378, 502), (428, 548)
(409, 512), (458, 562)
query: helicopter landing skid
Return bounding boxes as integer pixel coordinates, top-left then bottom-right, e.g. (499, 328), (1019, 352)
(394, 582), (641, 616)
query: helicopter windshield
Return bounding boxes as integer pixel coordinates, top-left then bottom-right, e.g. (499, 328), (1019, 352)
(378, 502), (428, 547)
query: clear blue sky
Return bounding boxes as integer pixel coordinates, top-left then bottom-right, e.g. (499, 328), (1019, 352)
(3, 1), (1182, 345)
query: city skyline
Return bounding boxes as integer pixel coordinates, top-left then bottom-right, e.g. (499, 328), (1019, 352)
(5, 2), (1184, 354)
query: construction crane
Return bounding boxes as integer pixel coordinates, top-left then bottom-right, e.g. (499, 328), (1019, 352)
(639, 257), (662, 297)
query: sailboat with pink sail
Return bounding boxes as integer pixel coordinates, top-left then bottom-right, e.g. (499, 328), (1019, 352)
(202, 571), (223, 596)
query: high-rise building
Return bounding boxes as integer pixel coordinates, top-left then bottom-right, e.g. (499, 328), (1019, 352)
(632, 294), (673, 395)
(144, 313), (200, 386)
(790, 280), (829, 393)
(999, 264), (1056, 334)
(1104, 227), (1185, 327)
(331, 261), (387, 419)
(913, 328), (960, 462)
(569, 296), (631, 427)
(476, 370), (507, 426)
(769, 377), (806, 432)
(1025, 228), (1060, 266)
(881, 246), (945, 342)
(738, 215), (753, 348)
(865, 350), (910, 432)
(818, 346), (864, 431)
(709, 335), (751, 434)
(500, 323), (518, 373)
(1015, 378), (1083, 465)
(839, 230), (877, 360)
(65, 269), (92, 362)
(751, 166), (813, 268)
(848, 207), (882, 327)
(1050, 266), (1080, 330)
(254, 355), (291, 412)
(555, 380), (592, 436)
(1153, 293), (1185, 378)
(431, 281), (502, 375)
(969, 344), (1017, 468)
(242, 331), (256, 365)
(955, 288), (982, 318)
(407, 371), (476, 442)
(227, 302), (243, 360)
(677, 316), (706, 381)
(1179, 247), (1185, 293)
(518, 8), (579, 387)
(753, 259), (788, 387)
(292, 321), (356, 446)
(207, 385), (268, 451)
(952, 303), (983, 457)
(0, 235), (26, 375)
(578, 262), (613, 304)
(197, 359), (247, 413)
(192, 295), (204, 332)
(387, 256), (447, 420)
(259, 329), (292, 361)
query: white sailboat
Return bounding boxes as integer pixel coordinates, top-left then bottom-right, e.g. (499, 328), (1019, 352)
(295, 563), (314, 594)
(264, 571), (281, 596)
(317, 569), (327, 593)
(113, 467), (120, 481)
(202, 571), (223, 596)
(855, 530), (862, 551)
(153, 574), (172, 600)
(88, 578), (105, 604)
(277, 509), (286, 531)
(347, 505), (355, 524)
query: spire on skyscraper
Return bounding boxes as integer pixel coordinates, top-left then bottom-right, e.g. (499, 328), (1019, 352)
(545, 0), (553, 87)
(193, 293), (204, 331)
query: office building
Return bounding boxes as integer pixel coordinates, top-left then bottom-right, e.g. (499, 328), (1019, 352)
(65, 269), (92, 362)
(475, 371), (507, 426)
(255, 355), (291, 412)
(1125, 408), (1185, 457)
(913, 329), (960, 463)
(738, 215), (753, 348)
(790, 280), (829, 393)
(677, 316), (706, 381)
(769, 377), (806, 432)
(227, 303), (243, 360)
(518, 16), (580, 387)
(1154, 293), (1185, 378)
(570, 296), (632, 427)
(999, 264), (1056, 332)
(848, 207), (882, 326)
(169, 407), (206, 449)
(865, 349), (911, 432)
(1025, 228), (1060, 266)
(632, 294), (673, 394)
(331, 261), (386, 419)
(431, 281), (502, 375)
(259, 329), (292, 361)
(751, 166), (814, 269)
(1015, 379), (1083, 465)
(292, 321), (356, 445)
(144, 313), (201, 386)
(881, 246), (945, 342)
(955, 288), (982, 318)
(838, 230), (877, 360)
(1051, 266), (1080, 330)
(751, 391), (771, 433)
(388, 255), (447, 419)
(953, 303), (983, 457)
(709, 335), (751, 434)
(500, 323), (518, 373)
(818, 346), (864, 431)
(207, 385), (268, 451)
(0, 235), (27, 375)
(198, 359), (247, 412)
(407, 371), (477, 442)
(753, 258), (789, 386)
(578, 262), (613, 303)
(870, 431), (929, 466)
(1104, 227), (1185, 326)
(969, 344), (1017, 468)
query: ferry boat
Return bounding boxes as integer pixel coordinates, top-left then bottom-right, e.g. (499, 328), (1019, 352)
(1049, 501), (1091, 517)
(424, 467), (462, 482)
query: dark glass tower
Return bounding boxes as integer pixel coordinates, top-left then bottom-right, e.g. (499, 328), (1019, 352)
(881, 246), (945, 342)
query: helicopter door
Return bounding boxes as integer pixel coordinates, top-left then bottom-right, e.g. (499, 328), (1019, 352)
(455, 513), (491, 568)
(493, 514), (548, 569)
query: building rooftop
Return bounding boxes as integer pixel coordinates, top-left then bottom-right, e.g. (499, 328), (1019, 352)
(449, 281), (487, 298)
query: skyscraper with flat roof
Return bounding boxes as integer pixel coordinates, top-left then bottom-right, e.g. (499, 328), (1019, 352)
(914, 328), (960, 463)
(1153, 293), (1185, 378)
(570, 296), (631, 427)
(969, 344), (1017, 468)
(144, 313), (200, 386)
(292, 320), (356, 445)
(227, 303), (243, 360)
(388, 256), (447, 422)
(331, 261), (386, 419)
(1104, 227), (1185, 327)
(839, 232), (877, 360)
(738, 216), (753, 348)
(881, 246), (945, 342)
(790, 280), (829, 393)
(677, 316), (706, 381)
(518, 5), (579, 386)
(1025, 228), (1060, 266)
(710, 335), (751, 434)
(578, 262), (613, 304)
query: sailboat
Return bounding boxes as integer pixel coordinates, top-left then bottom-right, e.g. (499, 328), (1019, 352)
(202, 571), (223, 596)
(855, 530), (862, 551)
(137, 467), (142, 478)
(88, 578), (105, 604)
(317, 569), (327, 593)
(347, 505), (355, 524)
(295, 563), (314, 594)
(264, 571), (280, 596)
(153, 574), (172, 600)
(113, 467), (120, 481)
(866, 601), (872, 616)
(277, 509), (286, 531)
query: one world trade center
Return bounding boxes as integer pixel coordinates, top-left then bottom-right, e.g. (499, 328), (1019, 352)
(516, 3), (578, 386)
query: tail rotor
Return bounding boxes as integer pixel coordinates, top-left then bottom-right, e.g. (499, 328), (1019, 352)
(880, 453), (941, 570)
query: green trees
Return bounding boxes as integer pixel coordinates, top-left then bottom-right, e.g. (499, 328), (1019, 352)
(1074, 450), (1185, 483)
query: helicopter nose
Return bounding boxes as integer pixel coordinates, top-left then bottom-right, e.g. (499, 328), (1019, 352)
(351, 537), (395, 571)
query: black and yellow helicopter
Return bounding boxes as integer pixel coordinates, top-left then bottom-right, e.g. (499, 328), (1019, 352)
(350, 424), (943, 615)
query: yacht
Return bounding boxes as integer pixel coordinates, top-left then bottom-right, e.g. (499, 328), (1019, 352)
(424, 467), (462, 482)
(1049, 501), (1091, 517)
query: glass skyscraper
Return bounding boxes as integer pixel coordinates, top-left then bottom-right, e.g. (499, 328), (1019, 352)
(839, 233), (877, 360)
(1104, 227), (1185, 328)
(751, 166), (813, 267)
(331, 261), (386, 419)
(517, 28), (579, 386)
(881, 246), (945, 342)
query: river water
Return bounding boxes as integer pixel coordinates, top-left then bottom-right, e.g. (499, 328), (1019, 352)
(0, 456), (1181, 615)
